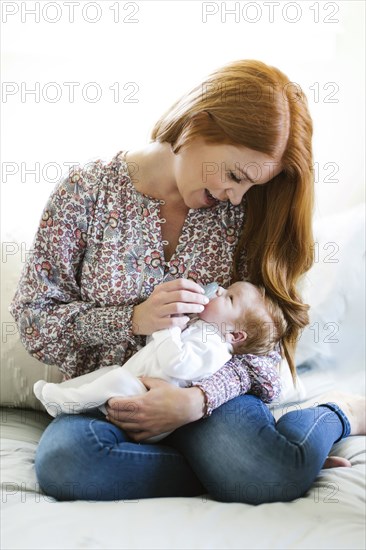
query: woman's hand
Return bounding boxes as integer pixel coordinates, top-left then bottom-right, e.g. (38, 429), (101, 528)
(105, 377), (206, 442)
(131, 278), (208, 335)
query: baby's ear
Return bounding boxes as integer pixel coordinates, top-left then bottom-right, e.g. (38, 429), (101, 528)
(227, 330), (247, 345)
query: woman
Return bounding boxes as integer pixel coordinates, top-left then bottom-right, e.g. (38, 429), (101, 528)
(10, 59), (365, 503)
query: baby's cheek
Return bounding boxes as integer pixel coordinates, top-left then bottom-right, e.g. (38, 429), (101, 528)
(198, 303), (214, 323)
(203, 301), (216, 316)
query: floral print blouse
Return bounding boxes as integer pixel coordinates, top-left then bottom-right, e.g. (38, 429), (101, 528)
(10, 150), (281, 416)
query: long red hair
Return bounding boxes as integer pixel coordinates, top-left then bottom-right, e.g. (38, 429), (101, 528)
(151, 60), (314, 381)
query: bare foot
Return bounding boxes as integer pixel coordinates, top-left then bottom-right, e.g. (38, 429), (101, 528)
(323, 456), (352, 469)
(300, 391), (366, 436)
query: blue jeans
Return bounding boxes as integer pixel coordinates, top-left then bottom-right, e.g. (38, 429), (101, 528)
(35, 395), (350, 504)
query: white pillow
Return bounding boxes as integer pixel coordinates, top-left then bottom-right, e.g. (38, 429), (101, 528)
(277, 359), (307, 404)
(1, 239), (62, 410)
(295, 203), (365, 373)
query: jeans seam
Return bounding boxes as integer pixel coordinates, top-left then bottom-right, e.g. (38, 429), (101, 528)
(296, 409), (338, 446)
(258, 399), (275, 424)
(88, 420), (182, 458)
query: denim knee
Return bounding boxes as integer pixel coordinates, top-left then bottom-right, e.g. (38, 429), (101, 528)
(35, 413), (205, 501)
(203, 448), (313, 505)
(202, 437), (317, 505)
(170, 396), (319, 505)
(35, 414), (105, 500)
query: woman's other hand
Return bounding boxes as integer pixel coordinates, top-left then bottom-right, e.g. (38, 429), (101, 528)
(131, 278), (209, 335)
(105, 377), (206, 442)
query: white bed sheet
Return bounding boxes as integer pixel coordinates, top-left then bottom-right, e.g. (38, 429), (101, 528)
(2, 465), (365, 550)
(1, 370), (365, 550)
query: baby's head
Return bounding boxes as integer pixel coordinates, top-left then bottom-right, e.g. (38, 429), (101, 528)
(198, 281), (287, 355)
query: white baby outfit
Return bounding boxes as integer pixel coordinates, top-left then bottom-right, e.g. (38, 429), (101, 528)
(34, 320), (232, 442)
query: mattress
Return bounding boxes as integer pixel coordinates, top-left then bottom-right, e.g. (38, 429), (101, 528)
(1, 365), (365, 550)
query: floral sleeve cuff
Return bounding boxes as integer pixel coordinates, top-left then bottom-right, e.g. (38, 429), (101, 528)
(190, 362), (243, 417)
(74, 305), (137, 347)
(190, 349), (282, 416)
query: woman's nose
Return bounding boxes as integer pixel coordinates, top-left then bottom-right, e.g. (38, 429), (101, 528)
(226, 185), (250, 206)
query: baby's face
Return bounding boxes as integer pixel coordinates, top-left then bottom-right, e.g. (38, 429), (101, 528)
(198, 281), (259, 332)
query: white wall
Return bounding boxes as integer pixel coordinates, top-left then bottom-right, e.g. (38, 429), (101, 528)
(2, 0), (365, 242)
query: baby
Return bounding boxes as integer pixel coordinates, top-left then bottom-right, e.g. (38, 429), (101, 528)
(34, 281), (287, 441)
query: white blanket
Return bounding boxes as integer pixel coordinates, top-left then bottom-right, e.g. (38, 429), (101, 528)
(1, 366), (365, 550)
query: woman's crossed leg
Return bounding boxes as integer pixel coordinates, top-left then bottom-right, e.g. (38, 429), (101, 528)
(35, 392), (357, 503)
